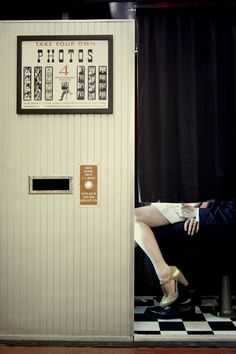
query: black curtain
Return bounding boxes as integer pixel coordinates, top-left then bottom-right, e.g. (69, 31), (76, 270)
(136, 6), (236, 203)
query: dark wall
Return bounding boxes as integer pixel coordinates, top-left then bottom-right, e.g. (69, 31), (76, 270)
(0, 0), (112, 20)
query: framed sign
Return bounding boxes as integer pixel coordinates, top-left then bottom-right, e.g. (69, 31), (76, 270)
(17, 35), (113, 114)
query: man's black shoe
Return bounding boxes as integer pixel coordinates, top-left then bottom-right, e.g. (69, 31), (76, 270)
(144, 298), (194, 320)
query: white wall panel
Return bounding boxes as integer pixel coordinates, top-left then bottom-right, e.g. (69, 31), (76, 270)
(0, 20), (135, 341)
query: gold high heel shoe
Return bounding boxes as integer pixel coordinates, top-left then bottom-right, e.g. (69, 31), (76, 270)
(159, 266), (189, 308)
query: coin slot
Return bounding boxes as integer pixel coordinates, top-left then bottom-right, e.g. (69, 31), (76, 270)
(29, 176), (73, 194)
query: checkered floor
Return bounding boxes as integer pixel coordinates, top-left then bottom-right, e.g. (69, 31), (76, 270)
(134, 296), (236, 341)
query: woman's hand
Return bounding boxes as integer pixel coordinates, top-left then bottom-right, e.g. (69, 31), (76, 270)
(184, 217), (199, 235)
(175, 203), (200, 235)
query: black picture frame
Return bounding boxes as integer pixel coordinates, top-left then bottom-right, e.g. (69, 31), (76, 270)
(17, 35), (113, 114)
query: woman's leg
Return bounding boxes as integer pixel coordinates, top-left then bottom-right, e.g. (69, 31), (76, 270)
(134, 205), (175, 295)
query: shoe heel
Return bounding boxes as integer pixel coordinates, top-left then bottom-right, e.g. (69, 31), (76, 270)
(178, 271), (189, 287)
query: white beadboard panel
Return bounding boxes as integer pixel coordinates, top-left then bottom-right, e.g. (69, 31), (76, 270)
(0, 20), (135, 341)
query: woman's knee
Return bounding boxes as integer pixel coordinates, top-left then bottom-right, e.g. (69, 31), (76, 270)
(134, 207), (145, 222)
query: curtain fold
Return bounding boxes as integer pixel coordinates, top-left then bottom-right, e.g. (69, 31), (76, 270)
(137, 7), (236, 203)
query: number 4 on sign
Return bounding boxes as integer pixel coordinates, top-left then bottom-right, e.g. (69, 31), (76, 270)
(59, 65), (69, 76)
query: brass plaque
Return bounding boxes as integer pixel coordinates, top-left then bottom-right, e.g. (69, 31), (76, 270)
(80, 165), (97, 206)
